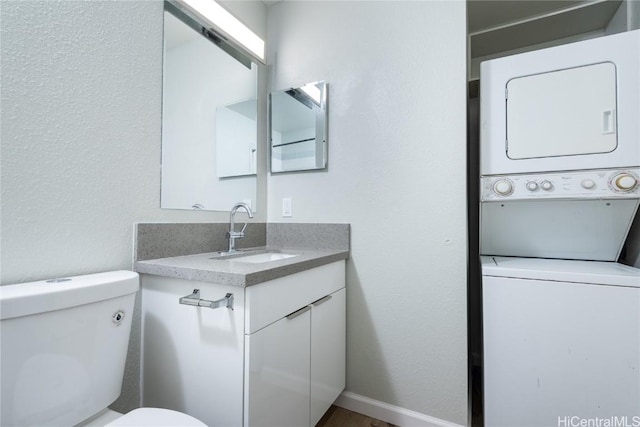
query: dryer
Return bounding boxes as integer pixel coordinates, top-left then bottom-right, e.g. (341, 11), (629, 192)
(482, 256), (640, 427)
(480, 30), (640, 176)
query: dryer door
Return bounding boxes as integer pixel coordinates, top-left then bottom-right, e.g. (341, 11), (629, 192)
(506, 62), (617, 160)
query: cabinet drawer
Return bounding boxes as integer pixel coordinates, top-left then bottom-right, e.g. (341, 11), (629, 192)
(244, 261), (345, 334)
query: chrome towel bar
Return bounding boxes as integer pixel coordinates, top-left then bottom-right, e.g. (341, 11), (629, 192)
(179, 289), (234, 310)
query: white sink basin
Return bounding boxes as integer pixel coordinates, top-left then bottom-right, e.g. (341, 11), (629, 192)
(234, 252), (298, 264)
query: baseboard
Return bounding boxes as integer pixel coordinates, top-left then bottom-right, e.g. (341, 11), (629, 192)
(334, 391), (465, 427)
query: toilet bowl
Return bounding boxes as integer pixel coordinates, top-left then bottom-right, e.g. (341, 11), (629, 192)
(79, 408), (205, 427)
(0, 271), (205, 427)
(106, 408), (205, 426)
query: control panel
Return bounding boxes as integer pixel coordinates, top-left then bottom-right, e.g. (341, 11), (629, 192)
(481, 168), (640, 201)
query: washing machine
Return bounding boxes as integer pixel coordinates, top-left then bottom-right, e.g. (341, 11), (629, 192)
(482, 256), (640, 427)
(479, 29), (640, 427)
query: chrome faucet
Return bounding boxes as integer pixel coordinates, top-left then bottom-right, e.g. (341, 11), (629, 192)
(227, 202), (253, 253)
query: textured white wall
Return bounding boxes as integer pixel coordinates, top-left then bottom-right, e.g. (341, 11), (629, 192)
(0, 0), (267, 286)
(1, 0), (267, 413)
(267, 2), (468, 424)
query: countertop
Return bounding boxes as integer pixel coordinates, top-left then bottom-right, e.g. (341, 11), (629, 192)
(134, 247), (349, 287)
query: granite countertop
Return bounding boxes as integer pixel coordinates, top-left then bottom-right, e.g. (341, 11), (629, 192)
(134, 247), (349, 287)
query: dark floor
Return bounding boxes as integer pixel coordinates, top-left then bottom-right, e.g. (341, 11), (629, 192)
(315, 406), (397, 427)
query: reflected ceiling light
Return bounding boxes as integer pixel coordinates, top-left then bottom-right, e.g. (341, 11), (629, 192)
(300, 83), (322, 104)
(180, 0), (265, 63)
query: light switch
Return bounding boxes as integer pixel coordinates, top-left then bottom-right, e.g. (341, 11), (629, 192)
(282, 198), (292, 217)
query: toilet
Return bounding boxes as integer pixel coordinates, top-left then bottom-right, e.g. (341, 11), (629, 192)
(0, 270), (205, 427)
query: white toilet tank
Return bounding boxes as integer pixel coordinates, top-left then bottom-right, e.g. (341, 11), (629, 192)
(0, 271), (139, 427)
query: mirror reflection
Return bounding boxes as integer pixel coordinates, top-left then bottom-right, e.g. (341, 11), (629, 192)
(161, 7), (257, 211)
(270, 81), (327, 173)
(217, 99), (257, 178)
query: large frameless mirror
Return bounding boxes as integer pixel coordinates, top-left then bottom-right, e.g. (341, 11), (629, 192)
(161, 2), (258, 211)
(270, 81), (328, 173)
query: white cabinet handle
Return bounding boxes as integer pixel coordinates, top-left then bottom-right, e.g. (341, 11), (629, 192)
(311, 295), (332, 306)
(286, 305), (311, 320)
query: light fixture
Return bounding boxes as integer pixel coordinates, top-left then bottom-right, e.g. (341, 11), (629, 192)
(179, 0), (265, 63)
(301, 82), (322, 105)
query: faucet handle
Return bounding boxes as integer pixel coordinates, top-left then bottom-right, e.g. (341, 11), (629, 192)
(227, 221), (248, 236)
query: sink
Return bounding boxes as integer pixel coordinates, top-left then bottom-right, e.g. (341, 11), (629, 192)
(234, 252), (298, 263)
(209, 250), (299, 263)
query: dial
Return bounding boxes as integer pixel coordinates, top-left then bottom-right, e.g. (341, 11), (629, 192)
(581, 179), (596, 190)
(540, 180), (553, 191)
(611, 172), (638, 192)
(493, 179), (513, 196)
(525, 181), (538, 191)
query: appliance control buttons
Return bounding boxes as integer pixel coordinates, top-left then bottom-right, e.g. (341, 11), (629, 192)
(611, 172), (639, 192)
(492, 179), (514, 196)
(540, 180), (553, 191)
(581, 179), (596, 189)
(525, 181), (539, 191)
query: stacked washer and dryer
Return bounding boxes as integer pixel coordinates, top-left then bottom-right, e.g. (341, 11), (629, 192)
(479, 30), (640, 426)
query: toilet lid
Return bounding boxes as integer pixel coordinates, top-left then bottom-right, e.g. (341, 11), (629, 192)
(105, 408), (206, 426)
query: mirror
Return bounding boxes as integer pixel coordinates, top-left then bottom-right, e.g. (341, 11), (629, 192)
(161, 4), (257, 211)
(270, 81), (327, 173)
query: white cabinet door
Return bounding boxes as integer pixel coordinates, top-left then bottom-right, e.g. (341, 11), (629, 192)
(141, 275), (245, 427)
(310, 288), (346, 426)
(244, 307), (311, 427)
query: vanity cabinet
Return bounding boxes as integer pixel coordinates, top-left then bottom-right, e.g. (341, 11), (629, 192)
(141, 260), (345, 427)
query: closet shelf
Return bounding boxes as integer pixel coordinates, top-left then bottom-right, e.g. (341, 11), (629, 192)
(470, 0), (621, 58)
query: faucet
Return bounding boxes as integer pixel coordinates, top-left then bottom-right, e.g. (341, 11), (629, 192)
(227, 202), (253, 253)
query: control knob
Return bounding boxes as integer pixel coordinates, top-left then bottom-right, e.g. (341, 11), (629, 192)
(492, 179), (513, 196)
(581, 179), (596, 190)
(526, 181), (538, 191)
(540, 180), (553, 191)
(611, 172), (638, 192)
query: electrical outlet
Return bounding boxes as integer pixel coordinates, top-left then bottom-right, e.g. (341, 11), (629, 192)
(282, 198), (292, 217)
